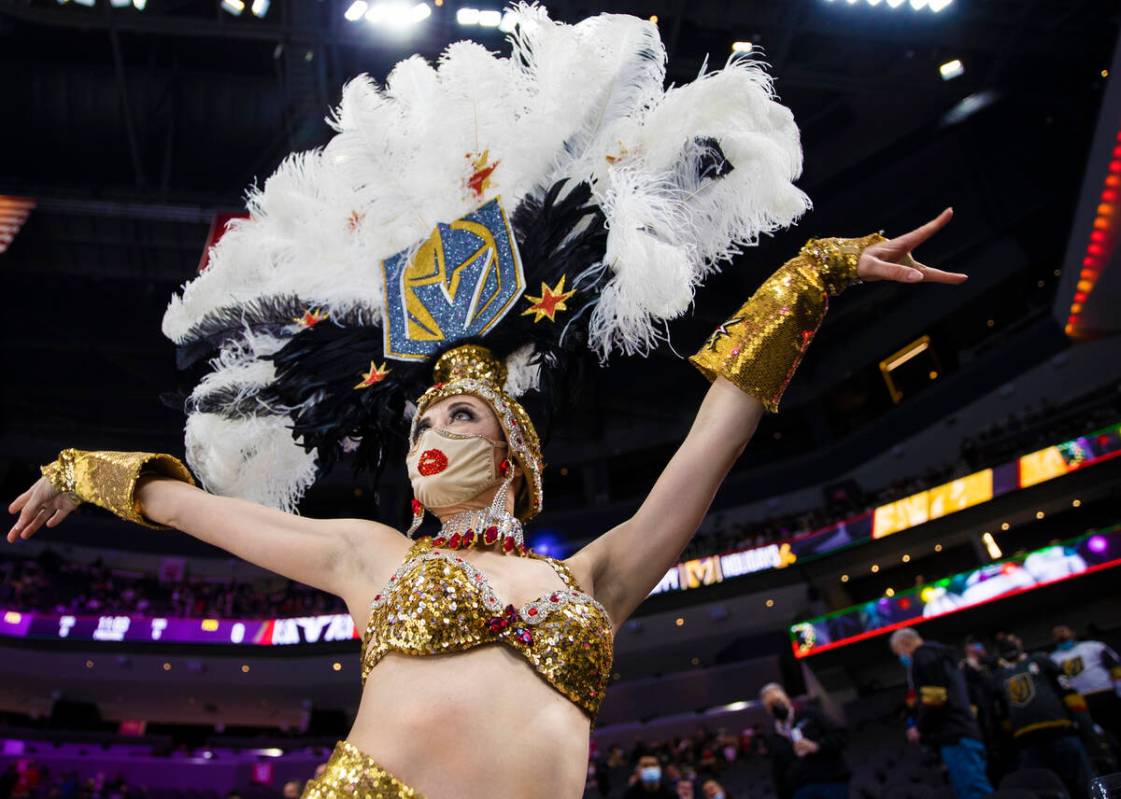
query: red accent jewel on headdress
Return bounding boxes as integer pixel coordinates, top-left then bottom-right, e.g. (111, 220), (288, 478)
(499, 458), (510, 476)
(417, 449), (448, 476)
(483, 526), (499, 545)
(411, 498), (423, 515)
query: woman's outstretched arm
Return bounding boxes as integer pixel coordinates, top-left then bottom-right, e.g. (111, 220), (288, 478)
(7, 467), (407, 602)
(570, 209), (965, 626)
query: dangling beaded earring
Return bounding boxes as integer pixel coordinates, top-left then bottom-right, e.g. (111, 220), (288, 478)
(406, 497), (425, 538)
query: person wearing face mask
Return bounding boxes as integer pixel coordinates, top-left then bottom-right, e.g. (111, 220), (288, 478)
(758, 683), (849, 799)
(1051, 624), (1121, 743)
(994, 632), (1098, 798)
(700, 777), (730, 799)
(889, 628), (992, 799)
(624, 755), (677, 799)
(960, 640), (1009, 784)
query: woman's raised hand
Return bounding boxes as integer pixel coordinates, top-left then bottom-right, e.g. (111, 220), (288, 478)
(857, 208), (967, 285)
(7, 476), (79, 543)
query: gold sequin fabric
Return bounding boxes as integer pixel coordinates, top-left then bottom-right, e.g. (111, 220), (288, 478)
(413, 345), (544, 520)
(300, 740), (422, 799)
(689, 233), (885, 412)
(41, 449), (195, 529)
(361, 537), (614, 718)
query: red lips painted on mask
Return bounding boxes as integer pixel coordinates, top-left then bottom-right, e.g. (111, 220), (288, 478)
(417, 449), (449, 476)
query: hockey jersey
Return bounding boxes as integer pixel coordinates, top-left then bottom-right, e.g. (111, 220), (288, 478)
(1051, 640), (1121, 696)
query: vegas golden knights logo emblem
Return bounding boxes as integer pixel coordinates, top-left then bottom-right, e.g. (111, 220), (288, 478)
(1062, 656), (1085, 677)
(1006, 673), (1036, 706)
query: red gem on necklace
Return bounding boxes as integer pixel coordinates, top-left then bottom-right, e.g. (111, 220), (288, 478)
(411, 498), (423, 515)
(527, 607), (538, 617)
(417, 449), (449, 476)
(549, 593), (559, 603)
(502, 536), (515, 553)
(463, 529), (476, 546)
(433, 536), (447, 547)
(447, 532), (462, 549)
(499, 458), (511, 477)
(483, 526), (499, 545)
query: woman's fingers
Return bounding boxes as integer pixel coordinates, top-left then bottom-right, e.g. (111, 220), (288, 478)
(46, 508), (70, 528)
(913, 262), (969, 284)
(8, 486), (34, 515)
(863, 256), (924, 283)
(891, 207), (953, 252)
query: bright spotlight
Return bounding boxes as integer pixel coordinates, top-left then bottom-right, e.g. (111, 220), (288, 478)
(344, 1), (368, 21)
(910, 0), (928, 8)
(457, 7), (480, 24)
(133, 0), (146, 8)
(366, 2), (430, 27)
(221, 0), (246, 15)
(731, 41), (753, 53)
(498, 10), (517, 32)
(72, 0), (95, 6)
(251, 0), (270, 17)
(886, 0), (906, 7)
(478, 9), (502, 26)
(939, 58), (964, 80)
(929, 0), (952, 10)
(110, 0), (131, 7)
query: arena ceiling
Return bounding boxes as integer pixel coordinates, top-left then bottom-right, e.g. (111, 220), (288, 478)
(1, 0), (1118, 528)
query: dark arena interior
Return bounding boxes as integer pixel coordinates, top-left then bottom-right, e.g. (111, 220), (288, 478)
(2, 0), (1121, 797)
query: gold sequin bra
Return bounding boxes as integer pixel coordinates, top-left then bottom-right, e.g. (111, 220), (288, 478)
(361, 537), (615, 717)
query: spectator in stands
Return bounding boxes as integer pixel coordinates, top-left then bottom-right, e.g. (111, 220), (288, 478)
(624, 754), (677, 799)
(282, 779), (304, 798)
(701, 776), (729, 798)
(889, 628), (993, 799)
(676, 778), (695, 799)
(994, 633), (1097, 798)
(758, 682), (849, 799)
(961, 639), (1008, 781)
(1051, 624), (1121, 741)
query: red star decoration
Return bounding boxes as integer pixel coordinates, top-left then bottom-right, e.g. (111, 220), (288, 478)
(354, 361), (391, 390)
(466, 150), (499, 199)
(521, 275), (577, 324)
(294, 308), (329, 328)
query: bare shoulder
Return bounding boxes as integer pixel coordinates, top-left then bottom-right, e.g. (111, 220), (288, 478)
(334, 518), (412, 563)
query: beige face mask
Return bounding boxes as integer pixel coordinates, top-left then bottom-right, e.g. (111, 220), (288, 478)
(407, 428), (509, 509)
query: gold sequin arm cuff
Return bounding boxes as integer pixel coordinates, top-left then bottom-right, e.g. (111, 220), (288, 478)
(689, 233), (886, 412)
(40, 449), (195, 529)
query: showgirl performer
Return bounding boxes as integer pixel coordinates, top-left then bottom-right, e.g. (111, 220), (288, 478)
(6, 7), (966, 798)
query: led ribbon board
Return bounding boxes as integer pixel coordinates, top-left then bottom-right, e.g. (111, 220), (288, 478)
(789, 525), (1121, 657)
(0, 611), (358, 647)
(648, 421), (1121, 596)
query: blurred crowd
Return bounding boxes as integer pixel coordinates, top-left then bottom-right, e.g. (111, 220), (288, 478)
(0, 549), (345, 619)
(590, 623), (1121, 799)
(0, 763), (305, 799)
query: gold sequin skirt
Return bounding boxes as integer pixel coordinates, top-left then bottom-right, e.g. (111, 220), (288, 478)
(301, 740), (423, 798)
